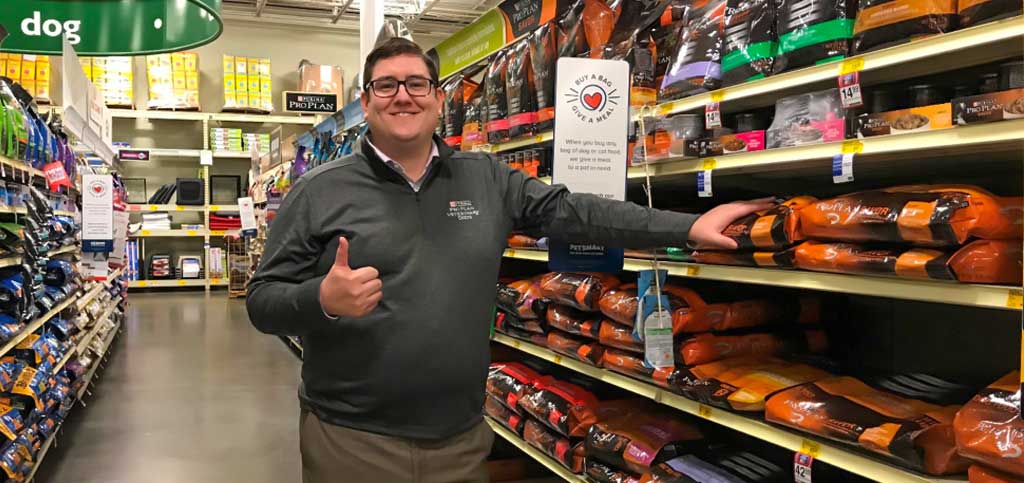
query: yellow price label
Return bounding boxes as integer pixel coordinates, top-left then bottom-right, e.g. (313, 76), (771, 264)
(212, 279), (220, 284)
(710, 90), (726, 103)
(506, 249), (516, 258)
(211, 230), (225, 236)
(177, 280), (187, 286)
(553, 355), (563, 364)
(1007, 290), (1023, 309)
(535, 134), (546, 143)
(702, 159), (717, 171)
(698, 404), (713, 419)
(148, 205), (158, 211)
(657, 103), (675, 117)
(187, 230), (197, 236)
(839, 57), (865, 75)
(799, 440), (822, 458)
(175, 206), (184, 211)
(210, 205), (220, 211)
(841, 140), (864, 154)
(512, 340), (521, 349)
(686, 266), (701, 276)
(138, 281), (148, 287)
(141, 230), (151, 236)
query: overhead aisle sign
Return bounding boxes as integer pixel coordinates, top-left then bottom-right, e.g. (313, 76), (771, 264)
(549, 57), (629, 272)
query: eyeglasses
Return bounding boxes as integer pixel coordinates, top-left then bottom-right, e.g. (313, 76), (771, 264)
(365, 76), (436, 98)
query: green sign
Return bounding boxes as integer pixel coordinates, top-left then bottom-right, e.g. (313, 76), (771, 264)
(428, 9), (506, 79)
(0, 0), (223, 55)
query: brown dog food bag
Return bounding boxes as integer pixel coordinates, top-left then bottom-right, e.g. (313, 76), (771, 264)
(506, 39), (537, 139)
(767, 376), (970, 475)
(582, 0), (622, 58)
(523, 418), (587, 472)
(682, 356), (832, 411)
(531, 21), (558, 131)
(485, 395), (526, 434)
(672, 295), (822, 334)
(601, 348), (684, 390)
(586, 459), (644, 483)
(678, 329), (829, 366)
(519, 376), (601, 438)
(558, 0), (588, 58)
(539, 272), (621, 312)
(853, 0), (956, 53)
(486, 362), (543, 413)
(546, 304), (603, 338)
(959, 0), (1020, 27)
(585, 407), (704, 475)
(723, 196), (816, 249)
(691, 248), (799, 268)
(599, 320), (644, 353)
(496, 277), (550, 319)
(599, 284), (703, 327)
(954, 372), (1024, 479)
(547, 330), (605, 366)
(968, 465), (1023, 483)
(484, 50), (511, 144)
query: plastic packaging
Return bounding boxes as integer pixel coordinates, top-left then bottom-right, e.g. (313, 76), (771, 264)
(546, 305), (602, 338)
(679, 356), (833, 411)
(598, 284), (699, 327)
(495, 311), (548, 334)
(585, 460), (643, 483)
(599, 320), (644, 353)
(486, 362), (543, 414)
(660, 0), (728, 100)
(679, 329), (828, 365)
(673, 295), (822, 334)
(506, 40), (537, 139)
(690, 247), (798, 268)
(968, 465), (1021, 483)
(766, 89), (848, 148)
(958, 0), (1020, 27)
(853, 0), (956, 52)
(774, 0), (855, 73)
(722, 0), (778, 86)
(797, 186), (1024, 246)
(767, 376), (969, 474)
(461, 87), (486, 151)
(558, 0), (588, 58)
(530, 22), (558, 131)
(643, 453), (786, 482)
(496, 278), (550, 319)
(582, 0), (622, 58)
(518, 376), (600, 437)
(485, 396), (526, 435)
(442, 76), (467, 147)
(601, 348), (684, 390)
(523, 418), (587, 472)
(722, 196), (816, 249)
(585, 407), (704, 475)
(485, 50), (511, 145)
(547, 330), (605, 366)
(953, 372), (1024, 479)
(538, 272), (621, 312)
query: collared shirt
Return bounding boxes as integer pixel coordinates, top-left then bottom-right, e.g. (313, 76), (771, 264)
(366, 138), (439, 192)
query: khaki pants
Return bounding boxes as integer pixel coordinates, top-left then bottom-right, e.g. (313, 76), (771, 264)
(300, 410), (493, 483)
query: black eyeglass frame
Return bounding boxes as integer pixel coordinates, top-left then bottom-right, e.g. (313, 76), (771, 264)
(363, 76), (437, 98)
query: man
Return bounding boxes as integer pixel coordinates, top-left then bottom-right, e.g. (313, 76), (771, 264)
(247, 38), (773, 483)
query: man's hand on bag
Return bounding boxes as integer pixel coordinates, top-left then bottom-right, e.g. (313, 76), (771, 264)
(320, 237), (383, 318)
(688, 198), (778, 250)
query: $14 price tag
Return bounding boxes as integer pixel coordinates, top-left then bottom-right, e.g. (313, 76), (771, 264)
(705, 102), (722, 129)
(838, 72), (864, 108)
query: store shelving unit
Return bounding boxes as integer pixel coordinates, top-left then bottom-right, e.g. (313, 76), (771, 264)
(485, 418), (587, 483)
(491, 334), (965, 483)
(0, 155), (44, 178)
(107, 109), (318, 125)
(487, 131), (555, 154)
(130, 229), (207, 238)
(503, 249), (1021, 310)
(50, 245), (79, 256)
(127, 279), (207, 288)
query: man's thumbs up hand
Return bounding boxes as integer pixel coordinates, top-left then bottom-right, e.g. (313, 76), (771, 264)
(320, 237), (383, 318)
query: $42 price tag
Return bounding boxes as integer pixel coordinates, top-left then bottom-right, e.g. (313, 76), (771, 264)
(794, 453), (814, 483)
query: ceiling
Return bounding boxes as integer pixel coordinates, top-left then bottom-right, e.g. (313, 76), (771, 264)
(221, 0), (503, 37)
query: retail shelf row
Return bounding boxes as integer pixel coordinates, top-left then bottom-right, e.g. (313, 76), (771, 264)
(0, 256), (19, 268)
(502, 249), (1022, 311)
(0, 207), (77, 217)
(76, 298), (121, 357)
(491, 334), (965, 483)
(100, 108), (318, 125)
(127, 204), (240, 212)
(138, 149), (262, 160)
(50, 245), (79, 256)
(0, 286), (94, 361)
(0, 155), (44, 178)
(75, 267), (126, 312)
(130, 229), (240, 237)
(127, 279), (207, 288)
(485, 418), (586, 483)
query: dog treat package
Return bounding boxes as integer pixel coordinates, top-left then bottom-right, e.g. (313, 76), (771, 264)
(853, 0), (956, 53)
(547, 330), (606, 366)
(461, 87), (486, 151)
(968, 465), (1022, 483)
(660, 0), (728, 100)
(673, 295), (822, 334)
(721, 0), (778, 86)
(766, 88), (848, 148)
(442, 76), (466, 147)
(485, 50), (511, 145)
(602, 348), (687, 390)
(531, 22), (558, 131)
(954, 372), (1024, 478)
(767, 376), (969, 475)
(599, 320), (645, 353)
(793, 240), (1024, 284)
(774, 0), (855, 73)
(958, 0), (1020, 27)
(538, 272), (621, 312)
(582, 0), (622, 58)
(485, 396), (526, 435)
(797, 186), (1024, 246)
(678, 329), (829, 366)
(586, 459), (643, 483)
(723, 196), (816, 250)
(558, 0), (589, 58)
(643, 452), (787, 482)
(519, 376), (601, 437)
(546, 305), (603, 339)
(523, 418), (587, 472)
(496, 311), (548, 335)
(508, 234), (541, 248)
(497, 278), (551, 320)
(506, 40), (537, 140)
(585, 407), (705, 475)
(486, 362), (543, 413)
(856, 102), (953, 137)
(678, 356), (833, 411)
(691, 247), (799, 268)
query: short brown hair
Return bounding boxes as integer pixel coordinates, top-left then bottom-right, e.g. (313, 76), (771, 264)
(362, 38), (440, 91)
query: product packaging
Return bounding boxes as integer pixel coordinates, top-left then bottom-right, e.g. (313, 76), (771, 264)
(461, 87), (486, 151)
(721, 196), (814, 249)
(442, 76), (466, 147)
(774, 0), (855, 72)
(582, 0), (622, 58)
(659, 0), (728, 100)
(547, 330), (605, 366)
(679, 356), (833, 411)
(523, 418), (587, 472)
(297, 61), (344, 98)
(968, 465), (1022, 483)
(953, 88), (1024, 125)
(497, 277), (551, 319)
(674, 295), (821, 333)
(585, 405), (704, 475)
(721, 0), (778, 86)
(767, 376), (970, 475)
(691, 248), (799, 268)
(506, 40), (538, 139)
(546, 305), (603, 338)
(797, 185), (1024, 246)
(485, 396), (526, 434)
(518, 376), (600, 437)
(958, 0), (1020, 27)
(628, 34), (660, 107)
(496, 311), (548, 334)
(653, 22), (686, 89)
(530, 22), (558, 131)
(148, 52), (200, 110)
(538, 272), (621, 312)
(645, 452), (788, 482)
(599, 320), (644, 353)
(698, 130), (766, 156)
(853, 0), (956, 53)
(558, 0), (589, 58)
(601, 348), (685, 390)
(767, 88), (848, 148)
(631, 114), (704, 165)
(486, 362), (543, 414)
(679, 329), (828, 365)
(953, 372), (1024, 479)
(585, 460), (642, 483)
(485, 51), (511, 144)
(857, 102), (953, 137)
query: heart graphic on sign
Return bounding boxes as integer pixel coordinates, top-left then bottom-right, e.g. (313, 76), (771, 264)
(93, 185), (103, 194)
(583, 92), (603, 110)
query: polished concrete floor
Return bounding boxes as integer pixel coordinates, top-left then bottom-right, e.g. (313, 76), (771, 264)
(35, 292), (302, 483)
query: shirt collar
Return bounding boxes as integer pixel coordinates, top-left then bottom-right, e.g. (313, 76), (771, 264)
(365, 138), (439, 191)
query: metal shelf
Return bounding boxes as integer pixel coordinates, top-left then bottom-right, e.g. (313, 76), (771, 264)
(108, 109), (317, 125)
(77, 299), (120, 356)
(0, 290), (86, 361)
(502, 249), (1022, 311)
(650, 15), (1024, 118)
(50, 245), (78, 256)
(131, 229), (207, 237)
(209, 278), (229, 287)
(626, 119), (1024, 180)
(207, 205), (240, 212)
(208, 229), (241, 236)
(0, 206), (27, 215)
(0, 256), (21, 268)
(485, 418), (587, 483)
(128, 279), (207, 288)
(54, 210), (75, 217)
(213, 151), (259, 159)
(127, 204), (207, 212)
(0, 156), (44, 178)
(491, 334), (965, 483)
(487, 131), (554, 153)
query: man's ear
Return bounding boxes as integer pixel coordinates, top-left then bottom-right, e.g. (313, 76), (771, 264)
(361, 92), (370, 113)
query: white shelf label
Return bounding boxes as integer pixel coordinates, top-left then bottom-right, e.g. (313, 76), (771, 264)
(832, 154), (854, 184)
(697, 170), (713, 198)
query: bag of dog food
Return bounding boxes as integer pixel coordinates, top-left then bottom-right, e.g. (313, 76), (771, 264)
(539, 272), (621, 312)
(660, 0), (728, 99)
(679, 329), (828, 365)
(559, 0), (589, 58)
(487, 362), (543, 413)
(767, 376), (969, 474)
(722, 0), (778, 86)
(582, 0), (622, 58)
(690, 248), (798, 268)
(654, 21), (687, 88)
(958, 0), (1020, 27)
(774, 0), (855, 73)
(485, 50), (511, 144)
(642, 451), (787, 482)
(766, 89), (848, 148)
(442, 76), (466, 147)
(523, 418), (587, 472)
(519, 375), (601, 437)
(496, 277), (550, 319)
(0, 404), (23, 444)
(599, 320), (645, 353)
(506, 39), (537, 139)
(598, 284), (699, 327)
(723, 196), (815, 249)
(673, 295), (822, 334)
(968, 465), (1022, 483)
(485, 396), (526, 434)
(678, 356), (832, 411)
(546, 305), (603, 339)
(798, 186), (1023, 246)
(531, 22), (558, 131)
(853, 0), (956, 53)
(601, 348), (685, 390)
(954, 372), (1024, 479)
(495, 311), (548, 334)
(547, 330), (606, 366)
(461, 87), (486, 151)
(586, 459), (643, 483)
(585, 407), (704, 475)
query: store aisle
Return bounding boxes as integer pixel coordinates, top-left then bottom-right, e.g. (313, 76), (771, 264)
(34, 293), (301, 483)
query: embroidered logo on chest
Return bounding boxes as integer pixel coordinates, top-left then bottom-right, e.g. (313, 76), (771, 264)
(447, 200), (479, 221)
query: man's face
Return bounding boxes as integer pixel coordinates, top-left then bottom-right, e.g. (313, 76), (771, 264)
(362, 54), (442, 144)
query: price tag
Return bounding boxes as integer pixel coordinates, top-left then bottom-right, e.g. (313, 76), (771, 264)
(210, 205), (220, 211)
(839, 57), (865, 75)
(841, 140), (863, 154)
(832, 154), (854, 184)
(794, 453), (814, 483)
(697, 169), (712, 198)
(705, 102), (722, 129)
(657, 102), (676, 117)
(187, 230), (197, 236)
(702, 158), (717, 170)
(686, 266), (701, 276)
(138, 281), (148, 287)
(506, 249), (517, 258)
(212, 279), (220, 285)
(553, 355), (563, 364)
(149, 205), (158, 211)
(799, 440), (822, 458)
(535, 134), (547, 143)
(141, 230), (151, 236)
(1007, 290), (1023, 309)
(698, 404), (713, 418)
(838, 72), (864, 108)
(177, 280), (186, 286)
(710, 90), (726, 103)
(512, 340), (521, 349)
(210, 230), (225, 236)
(176, 206), (184, 211)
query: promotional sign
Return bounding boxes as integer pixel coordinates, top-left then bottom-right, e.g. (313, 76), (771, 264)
(118, 149), (150, 161)
(0, 0), (223, 55)
(81, 174), (113, 252)
(549, 57), (629, 272)
(283, 92), (338, 114)
(427, 10), (506, 79)
(42, 162), (71, 191)
(238, 197), (258, 238)
(497, 0), (561, 40)
(110, 209), (130, 267)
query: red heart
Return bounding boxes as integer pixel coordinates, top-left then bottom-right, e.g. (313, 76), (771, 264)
(583, 92), (603, 109)
(93, 186), (102, 193)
